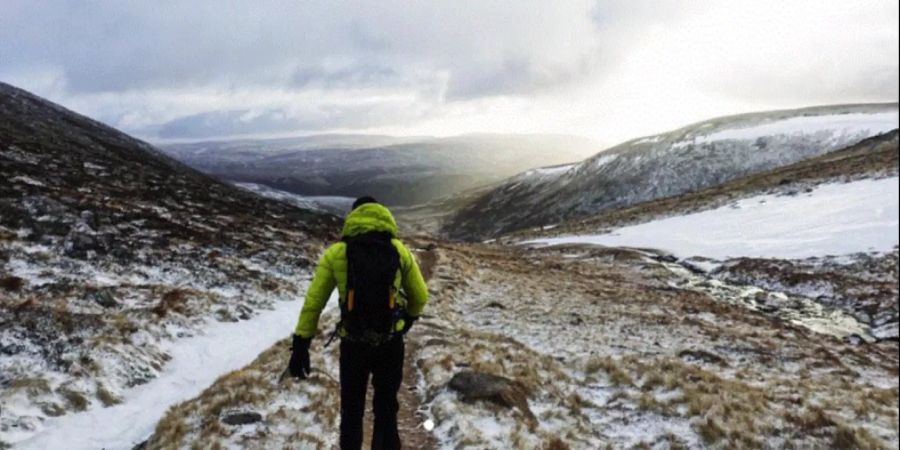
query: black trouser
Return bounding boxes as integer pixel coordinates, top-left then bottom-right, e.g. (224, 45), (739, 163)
(339, 337), (405, 450)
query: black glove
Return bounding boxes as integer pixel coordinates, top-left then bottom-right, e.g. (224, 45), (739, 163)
(289, 335), (312, 379)
(399, 311), (419, 335)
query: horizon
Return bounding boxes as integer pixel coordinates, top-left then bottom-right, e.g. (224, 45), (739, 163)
(2, 1), (897, 145)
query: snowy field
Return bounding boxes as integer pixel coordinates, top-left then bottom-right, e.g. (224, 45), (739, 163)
(524, 177), (899, 260)
(13, 297), (305, 450)
(693, 111), (899, 145)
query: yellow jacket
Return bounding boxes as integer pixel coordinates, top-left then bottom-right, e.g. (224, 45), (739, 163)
(293, 203), (428, 338)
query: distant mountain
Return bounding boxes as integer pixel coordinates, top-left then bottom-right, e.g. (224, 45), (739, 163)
(443, 104), (899, 240)
(159, 134), (602, 206)
(0, 82), (337, 446)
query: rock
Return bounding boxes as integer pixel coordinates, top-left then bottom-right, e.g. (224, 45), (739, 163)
(1, 275), (24, 292)
(657, 254), (679, 263)
(872, 322), (899, 343)
(63, 231), (102, 258)
(80, 210), (96, 228)
(447, 371), (536, 426)
(843, 334), (866, 346)
(89, 288), (119, 308)
(678, 349), (727, 366)
(236, 304), (253, 320)
(221, 411), (263, 426)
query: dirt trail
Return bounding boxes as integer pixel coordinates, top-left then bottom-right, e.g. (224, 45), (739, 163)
(359, 245), (439, 449)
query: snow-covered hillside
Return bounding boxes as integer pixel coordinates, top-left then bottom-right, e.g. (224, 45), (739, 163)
(445, 104), (899, 240)
(523, 177), (899, 260)
(0, 82), (337, 448)
(234, 182), (354, 216)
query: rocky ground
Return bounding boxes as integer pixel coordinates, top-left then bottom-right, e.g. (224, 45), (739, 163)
(143, 240), (899, 449)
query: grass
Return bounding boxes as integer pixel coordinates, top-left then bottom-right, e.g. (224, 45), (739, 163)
(58, 386), (90, 412)
(584, 354), (896, 447)
(153, 288), (190, 317)
(10, 377), (51, 395)
(584, 356), (633, 386)
(96, 382), (121, 407)
(147, 337), (343, 449)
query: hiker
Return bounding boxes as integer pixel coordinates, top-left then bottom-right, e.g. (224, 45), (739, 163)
(288, 196), (429, 450)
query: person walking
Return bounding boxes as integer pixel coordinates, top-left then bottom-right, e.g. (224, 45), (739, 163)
(288, 196), (429, 450)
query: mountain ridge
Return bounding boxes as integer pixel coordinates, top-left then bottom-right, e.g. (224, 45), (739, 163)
(443, 102), (899, 240)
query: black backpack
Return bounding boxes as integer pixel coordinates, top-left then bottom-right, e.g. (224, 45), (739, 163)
(341, 231), (401, 341)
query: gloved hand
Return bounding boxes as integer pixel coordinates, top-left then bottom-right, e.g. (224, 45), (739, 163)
(289, 334), (312, 379)
(398, 311), (419, 335)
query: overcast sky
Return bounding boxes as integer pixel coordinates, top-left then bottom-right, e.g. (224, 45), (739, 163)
(1, 0), (897, 145)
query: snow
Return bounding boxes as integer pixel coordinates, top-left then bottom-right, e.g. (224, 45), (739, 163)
(524, 177), (900, 260)
(591, 153), (618, 168)
(10, 175), (44, 187)
(523, 163), (576, 179)
(695, 112), (898, 144)
(233, 182), (354, 215)
(14, 295), (314, 450)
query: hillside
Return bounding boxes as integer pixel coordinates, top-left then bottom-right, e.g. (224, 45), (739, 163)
(143, 238), (898, 449)
(444, 104), (898, 240)
(160, 134), (602, 206)
(506, 130), (899, 241)
(0, 82), (338, 448)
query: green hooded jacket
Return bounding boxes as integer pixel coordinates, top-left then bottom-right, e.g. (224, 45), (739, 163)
(293, 203), (429, 338)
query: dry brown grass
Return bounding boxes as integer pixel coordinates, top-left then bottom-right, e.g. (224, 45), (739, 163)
(543, 437), (571, 450)
(96, 382), (121, 407)
(153, 288), (191, 317)
(58, 386), (89, 412)
(585, 356), (633, 386)
(146, 337), (343, 449)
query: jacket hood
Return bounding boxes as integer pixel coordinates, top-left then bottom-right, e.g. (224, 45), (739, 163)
(341, 203), (399, 238)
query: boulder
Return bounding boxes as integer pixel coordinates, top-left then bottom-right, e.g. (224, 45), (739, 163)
(89, 288), (119, 308)
(221, 411), (263, 426)
(447, 370), (536, 425)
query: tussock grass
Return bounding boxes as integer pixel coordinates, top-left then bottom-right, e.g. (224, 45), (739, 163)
(58, 385), (89, 412)
(146, 337), (341, 449)
(153, 288), (192, 317)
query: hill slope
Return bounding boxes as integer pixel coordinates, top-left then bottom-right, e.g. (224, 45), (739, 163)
(0, 82), (338, 448)
(444, 104), (898, 240)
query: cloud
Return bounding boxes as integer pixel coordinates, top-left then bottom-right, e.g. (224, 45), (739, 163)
(1, 0), (896, 142)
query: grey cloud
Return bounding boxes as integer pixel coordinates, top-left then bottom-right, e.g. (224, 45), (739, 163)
(1, 0), (896, 140)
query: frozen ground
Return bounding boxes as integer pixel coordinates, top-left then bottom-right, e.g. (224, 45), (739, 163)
(523, 177), (899, 260)
(143, 242), (898, 449)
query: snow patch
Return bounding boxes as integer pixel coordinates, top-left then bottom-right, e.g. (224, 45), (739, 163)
(695, 112), (899, 144)
(524, 177), (900, 260)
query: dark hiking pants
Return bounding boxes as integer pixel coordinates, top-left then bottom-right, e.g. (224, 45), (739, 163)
(339, 337), (404, 450)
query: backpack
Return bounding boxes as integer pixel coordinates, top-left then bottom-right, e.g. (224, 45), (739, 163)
(340, 231), (401, 342)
